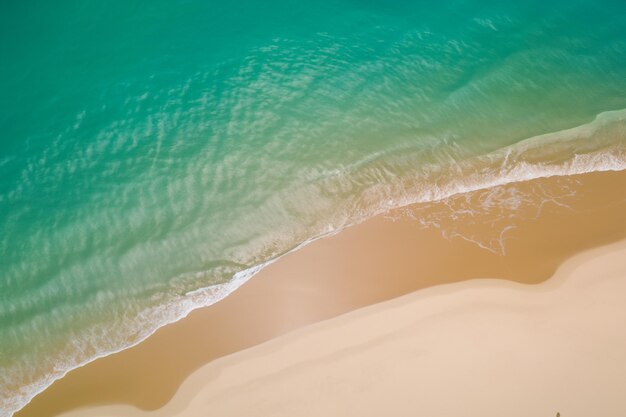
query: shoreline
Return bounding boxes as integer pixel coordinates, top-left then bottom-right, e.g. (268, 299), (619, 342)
(5, 111), (625, 417)
(15, 167), (626, 417)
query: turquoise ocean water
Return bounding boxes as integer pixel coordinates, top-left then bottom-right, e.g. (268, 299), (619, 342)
(1, 1), (625, 415)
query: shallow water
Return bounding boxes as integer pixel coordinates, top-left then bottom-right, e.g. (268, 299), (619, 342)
(1, 0), (625, 415)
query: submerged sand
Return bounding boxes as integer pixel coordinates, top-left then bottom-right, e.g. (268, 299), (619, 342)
(16, 168), (626, 417)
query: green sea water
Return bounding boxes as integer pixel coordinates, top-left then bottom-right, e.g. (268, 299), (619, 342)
(1, 0), (625, 415)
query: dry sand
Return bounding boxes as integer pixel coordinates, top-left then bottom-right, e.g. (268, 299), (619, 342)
(16, 169), (626, 417)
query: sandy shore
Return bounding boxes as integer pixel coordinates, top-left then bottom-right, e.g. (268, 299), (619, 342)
(16, 168), (626, 417)
(59, 238), (626, 417)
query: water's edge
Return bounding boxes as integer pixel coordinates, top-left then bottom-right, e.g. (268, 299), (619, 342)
(8, 108), (626, 417)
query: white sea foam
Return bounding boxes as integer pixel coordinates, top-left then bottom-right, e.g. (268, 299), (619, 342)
(5, 109), (626, 417)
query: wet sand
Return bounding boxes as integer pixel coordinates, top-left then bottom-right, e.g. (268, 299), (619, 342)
(16, 168), (626, 417)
